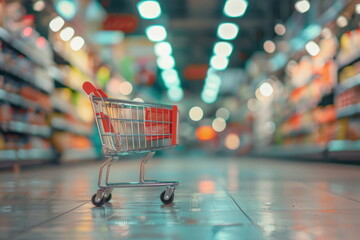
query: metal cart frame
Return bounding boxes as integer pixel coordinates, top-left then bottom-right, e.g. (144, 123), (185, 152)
(83, 82), (180, 207)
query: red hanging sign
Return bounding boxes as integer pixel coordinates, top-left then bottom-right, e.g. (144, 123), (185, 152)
(102, 14), (138, 33)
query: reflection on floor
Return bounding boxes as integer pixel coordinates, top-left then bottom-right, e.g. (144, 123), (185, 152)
(1, 156), (360, 240)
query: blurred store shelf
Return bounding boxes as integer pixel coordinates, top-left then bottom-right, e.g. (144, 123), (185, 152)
(0, 148), (54, 163)
(254, 140), (360, 161)
(51, 117), (92, 136)
(337, 73), (360, 94)
(0, 58), (53, 94)
(0, 89), (50, 112)
(0, 27), (50, 68)
(337, 54), (360, 71)
(0, 121), (51, 138)
(328, 140), (360, 152)
(60, 148), (97, 162)
(336, 103), (360, 119)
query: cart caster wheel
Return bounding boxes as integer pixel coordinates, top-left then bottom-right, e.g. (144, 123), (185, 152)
(105, 193), (112, 202)
(160, 190), (174, 204)
(91, 194), (106, 207)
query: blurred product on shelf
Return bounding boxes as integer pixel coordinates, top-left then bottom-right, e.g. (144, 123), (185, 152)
(337, 28), (360, 68)
(0, 3), (97, 167)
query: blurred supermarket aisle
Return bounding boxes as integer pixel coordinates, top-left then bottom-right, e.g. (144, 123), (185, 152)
(1, 156), (360, 240)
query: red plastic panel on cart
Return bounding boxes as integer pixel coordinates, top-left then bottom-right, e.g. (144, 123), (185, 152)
(96, 112), (115, 133)
(145, 107), (172, 141)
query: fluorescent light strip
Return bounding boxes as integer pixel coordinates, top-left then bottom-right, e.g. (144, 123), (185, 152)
(201, 1), (245, 103)
(137, 2), (183, 101)
(137, 0), (161, 19)
(224, 0), (248, 17)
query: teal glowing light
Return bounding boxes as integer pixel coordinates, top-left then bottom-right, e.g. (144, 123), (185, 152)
(93, 31), (124, 45)
(55, 0), (77, 20)
(137, 1), (161, 19)
(224, 0), (248, 17)
(167, 87), (183, 102)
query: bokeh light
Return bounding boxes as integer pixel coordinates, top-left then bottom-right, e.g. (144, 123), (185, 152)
(189, 106), (204, 121)
(225, 133), (240, 150)
(216, 107), (230, 120)
(212, 118), (226, 132)
(119, 81), (133, 96)
(196, 126), (216, 141)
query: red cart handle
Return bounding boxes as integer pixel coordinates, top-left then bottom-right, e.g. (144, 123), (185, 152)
(82, 81), (107, 98)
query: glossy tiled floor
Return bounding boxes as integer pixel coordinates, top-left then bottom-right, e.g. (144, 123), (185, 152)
(1, 156), (360, 240)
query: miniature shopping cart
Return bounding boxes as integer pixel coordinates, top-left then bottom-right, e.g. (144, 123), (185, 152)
(83, 81), (180, 207)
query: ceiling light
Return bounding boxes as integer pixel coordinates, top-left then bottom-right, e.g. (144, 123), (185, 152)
(224, 133), (240, 150)
(59, 27), (74, 41)
(154, 41), (172, 56)
(206, 72), (221, 86)
(217, 23), (239, 40)
(49, 16), (65, 32)
(263, 40), (276, 53)
(295, 0), (310, 14)
(213, 42), (233, 57)
(356, 4), (360, 14)
(33, 0), (45, 12)
(274, 23), (286, 36)
(137, 1), (161, 19)
(167, 87), (183, 102)
(224, 0), (248, 17)
(161, 68), (178, 79)
(259, 82), (273, 97)
(157, 55), (175, 69)
(336, 16), (348, 28)
(305, 41), (320, 56)
(201, 91), (217, 104)
(210, 55), (229, 70)
(162, 69), (180, 88)
(189, 106), (204, 121)
(70, 36), (85, 51)
(212, 118), (226, 132)
(55, 0), (77, 20)
(203, 88), (218, 98)
(145, 25), (167, 42)
(119, 82), (133, 95)
(216, 107), (230, 120)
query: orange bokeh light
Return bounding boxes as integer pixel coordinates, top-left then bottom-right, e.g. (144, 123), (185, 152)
(196, 125), (216, 141)
(199, 180), (215, 194)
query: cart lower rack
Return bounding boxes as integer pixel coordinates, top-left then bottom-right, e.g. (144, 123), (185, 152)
(83, 82), (180, 207)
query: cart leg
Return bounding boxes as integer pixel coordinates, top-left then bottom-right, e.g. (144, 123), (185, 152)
(98, 156), (114, 188)
(95, 189), (105, 200)
(139, 151), (155, 183)
(105, 157), (116, 185)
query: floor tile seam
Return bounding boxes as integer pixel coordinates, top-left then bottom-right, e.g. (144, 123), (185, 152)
(226, 191), (265, 236)
(305, 182), (360, 204)
(10, 201), (89, 240)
